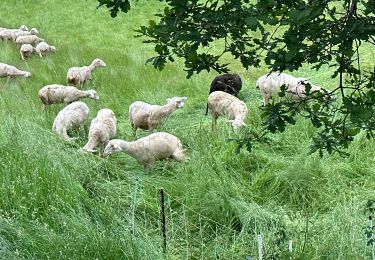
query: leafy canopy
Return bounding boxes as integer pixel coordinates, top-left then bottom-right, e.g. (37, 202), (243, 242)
(97, 0), (375, 155)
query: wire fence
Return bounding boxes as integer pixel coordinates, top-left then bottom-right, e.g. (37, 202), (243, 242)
(93, 159), (373, 259)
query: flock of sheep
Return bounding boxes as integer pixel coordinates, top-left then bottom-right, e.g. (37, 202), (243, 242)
(1, 24), (326, 171)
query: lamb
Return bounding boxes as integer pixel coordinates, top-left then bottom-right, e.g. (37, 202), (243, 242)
(35, 42), (56, 57)
(205, 73), (242, 115)
(129, 96), (187, 135)
(38, 84), (99, 110)
(0, 25), (28, 41)
(19, 44), (34, 60)
(83, 108), (117, 154)
(52, 101), (89, 142)
(0, 63), (31, 78)
(103, 132), (186, 171)
(15, 35), (44, 46)
(256, 72), (324, 106)
(11, 28), (38, 41)
(66, 58), (106, 87)
(207, 91), (248, 133)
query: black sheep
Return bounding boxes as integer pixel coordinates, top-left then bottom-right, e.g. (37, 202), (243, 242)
(205, 73), (242, 115)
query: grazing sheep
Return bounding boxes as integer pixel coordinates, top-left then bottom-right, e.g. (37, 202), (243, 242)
(15, 35), (44, 46)
(0, 25), (28, 41)
(35, 42), (56, 57)
(207, 91), (248, 133)
(38, 84), (99, 110)
(0, 63), (31, 78)
(256, 72), (324, 106)
(103, 132), (186, 171)
(52, 101), (89, 142)
(11, 28), (38, 41)
(83, 108), (117, 154)
(205, 73), (242, 115)
(20, 44), (34, 60)
(66, 58), (106, 87)
(129, 96), (187, 135)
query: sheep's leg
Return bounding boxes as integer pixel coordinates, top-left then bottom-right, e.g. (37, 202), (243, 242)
(143, 163), (153, 173)
(41, 104), (47, 112)
(211, 114), (218, 131)
(132, 126), (137, 137)
(263, 96), (269, 106)
(162, 159), (170, 171)
(78, 125), (85, 136)
(205, 103), (209, 115)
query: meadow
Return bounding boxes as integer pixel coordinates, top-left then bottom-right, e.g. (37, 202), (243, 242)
(0, 0), (375, 259)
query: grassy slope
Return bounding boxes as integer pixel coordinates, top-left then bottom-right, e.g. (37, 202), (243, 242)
(0, 0), (375, 259)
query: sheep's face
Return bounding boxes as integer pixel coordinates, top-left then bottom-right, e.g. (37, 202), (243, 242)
(228, 119), (246, 133)
(103, 140), (121, 157)
(50, 46), (56, 52)
(89, 90), (99, 100)
(167, 97), (187, 108)
(30, 28), (39, 34)
(19, 25), (28, 31)
(21, 44), (32, 51)
(93, 58), (106, 67)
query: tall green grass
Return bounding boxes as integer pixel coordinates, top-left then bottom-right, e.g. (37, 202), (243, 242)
(1, 0), (375, 258)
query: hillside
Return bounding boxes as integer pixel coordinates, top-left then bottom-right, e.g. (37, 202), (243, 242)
(1, 0), (375, 259)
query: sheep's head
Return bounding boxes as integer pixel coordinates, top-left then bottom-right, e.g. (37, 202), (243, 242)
(103, 140), (122, 157)
(97, 108), (115, 119)
(88, 90), (99, 100)
(50, 46), (56, 52)
(93, 58), (106, 68)
(24, 72), (31, 78)
(228, 119), (246, 133)
(167, 96), (188, 108)
(19, 25), (29, 31)
(30, 28), (39, 34)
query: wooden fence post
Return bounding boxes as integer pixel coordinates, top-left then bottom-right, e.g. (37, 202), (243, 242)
(160, 188), (167, 254)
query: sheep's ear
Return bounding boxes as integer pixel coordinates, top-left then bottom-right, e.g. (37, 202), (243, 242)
(181, 97), (188, 101)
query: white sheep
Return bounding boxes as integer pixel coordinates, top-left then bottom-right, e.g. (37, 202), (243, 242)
(256, 72), (324, 105)
(0, 25), (28, 41)
(11, 28), (38, 41)
(52, 101), (89, 142)
(38, 84), (99, 110)
(129, 97), (187, 135)
(66, 58), (106, 87)
(19, 44), (34, 60)
(35, 42), (56, 57)
(0, 63), (31, 78)
(207, 91), (248, 133)
(83, 108), (117, 154)
(103, 132), (186, 171)
(15, 35), (44, 46)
